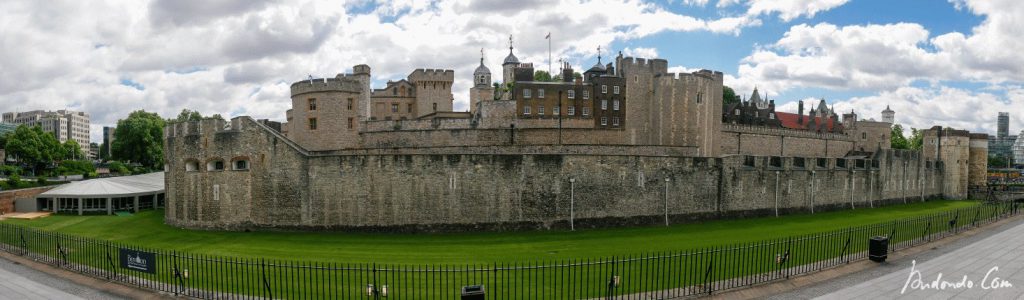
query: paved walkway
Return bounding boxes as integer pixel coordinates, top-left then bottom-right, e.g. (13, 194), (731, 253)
(0, 256), (124, 300)
(770, 218), (1024, 299)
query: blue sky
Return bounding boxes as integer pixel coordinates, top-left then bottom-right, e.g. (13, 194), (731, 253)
(1, 0), (1022, 143)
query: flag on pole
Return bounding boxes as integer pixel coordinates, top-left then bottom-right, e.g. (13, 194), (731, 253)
(545, 32), (550, 39)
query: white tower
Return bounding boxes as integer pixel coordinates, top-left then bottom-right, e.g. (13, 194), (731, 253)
(882, 105), (895, 124)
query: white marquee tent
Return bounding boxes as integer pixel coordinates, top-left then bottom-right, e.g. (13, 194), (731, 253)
(36, 172), (165, 215)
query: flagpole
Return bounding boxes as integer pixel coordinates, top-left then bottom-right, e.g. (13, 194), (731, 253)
(547, 32), (552, 79)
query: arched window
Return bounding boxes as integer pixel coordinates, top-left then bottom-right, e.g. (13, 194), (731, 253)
(207, 159), (225, 171)
(185, 160), (200, 172)
(232, 159), (249, 171)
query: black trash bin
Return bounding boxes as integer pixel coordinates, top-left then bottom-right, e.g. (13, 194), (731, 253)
(869, 236), (889, 263)
(461, 285), (485, 300)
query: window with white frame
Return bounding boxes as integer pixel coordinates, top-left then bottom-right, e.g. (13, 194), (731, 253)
(582, 107), (590, 116)
(613, 117), (620, 126)
(523, 89), (531, 98)
(601, 117), (608, 126)
(207, 159), (225, 171)
(524, 106), (531, 115)
(613, 86), (620, 94)
(583, 90), (589, 99)
(185, 160), (199, 172)
(601, 100), (608, 110)
(567, 90), (575, 99)
(613, 100), (619, 111)
(233, 159), (249, 171)
(553, 106), (560, 115)
(538, 89), (545, 98)
(568, 106), (576, 115)
(538, 105), (545, 115)
(601, 85), (608, 94)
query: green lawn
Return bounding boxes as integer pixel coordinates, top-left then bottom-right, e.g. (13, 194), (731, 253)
(3, 200), (980, 264)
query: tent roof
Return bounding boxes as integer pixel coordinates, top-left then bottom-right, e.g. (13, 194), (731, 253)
(39, 172), (164, 198)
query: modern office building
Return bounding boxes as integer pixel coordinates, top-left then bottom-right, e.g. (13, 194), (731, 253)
(2, 110), (91, 155)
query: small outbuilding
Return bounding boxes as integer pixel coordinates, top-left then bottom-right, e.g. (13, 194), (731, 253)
(35, 172), (165, 215)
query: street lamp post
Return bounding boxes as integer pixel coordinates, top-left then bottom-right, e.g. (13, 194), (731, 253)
(664, 177), (670, 227)
(570, 178), (575, 231)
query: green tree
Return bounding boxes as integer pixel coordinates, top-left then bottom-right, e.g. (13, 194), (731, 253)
(5, 173), (20, 188)
(61, 139), (84, 160)
(533, 70), (553, 82)
(56, 160), (95, 176)
(98, 143), (108, 160)
(173, 109), (225, 123)
(5, 125), (61, 174)
(990, 156), (1009, 168)
(908, 127), (923, 150)
(891, 124), (910, 149)
(112, 110), (166, 169)
(107, 161), (130, 175)
(175, 109), (204, 122)
(723, 86), (741, 106)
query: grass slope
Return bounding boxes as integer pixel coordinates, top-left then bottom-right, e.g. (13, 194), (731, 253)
(3, 200), (978, 264)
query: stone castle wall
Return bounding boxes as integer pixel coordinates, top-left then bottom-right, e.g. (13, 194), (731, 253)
(720, 124), (855, 158)
(164, 117), (945, 231)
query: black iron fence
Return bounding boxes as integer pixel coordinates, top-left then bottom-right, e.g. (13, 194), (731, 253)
(0, 202), (1018, 299)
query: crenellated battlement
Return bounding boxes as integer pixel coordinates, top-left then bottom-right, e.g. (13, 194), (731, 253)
(164, 117), (248, 139)
(409, 69), (455, 82)
(617, 56), (668, 74)
(290, 76), (363, 96)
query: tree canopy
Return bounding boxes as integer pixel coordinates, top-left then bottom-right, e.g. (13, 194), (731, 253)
(112, 110), (166, 169)
(172, 108), (224, 123)
(891, 124), (924, 150)
(723, 86), (740, 106)
(891, 124), (910, 149)
(4, 125), (62, 174)
(533, 70), (553, 82)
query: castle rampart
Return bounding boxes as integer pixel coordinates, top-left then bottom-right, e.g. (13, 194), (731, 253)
(165, 117), (945, 232)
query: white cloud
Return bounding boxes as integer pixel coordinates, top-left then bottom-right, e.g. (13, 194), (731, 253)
(0, 0), (853, 144)
(681, 0), (711, 6)
(746, 0), (850, 22)
(775, 86), (1024, 135)
(622, 47), (659, 58)
(734, 0), (1024, 97)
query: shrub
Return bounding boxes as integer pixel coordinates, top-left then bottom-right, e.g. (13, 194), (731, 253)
(57, 160), (95, 176)
(0, 165), (19, 176)
(37, 177), (47, 185)
(107, 161), (130, 175)
(6, 174), (20, 188)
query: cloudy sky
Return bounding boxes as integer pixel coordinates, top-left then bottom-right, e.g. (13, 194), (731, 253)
(2, 0), (1022, 143)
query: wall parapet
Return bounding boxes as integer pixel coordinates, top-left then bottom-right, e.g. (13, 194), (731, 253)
(723, 123), (852, 141)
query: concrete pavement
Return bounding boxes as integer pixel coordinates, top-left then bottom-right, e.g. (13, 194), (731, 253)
(764, 217), (1024, 299)
(0, 256), (122, 300)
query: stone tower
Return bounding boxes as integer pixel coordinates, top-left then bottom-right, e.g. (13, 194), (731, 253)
(408, 68), (454, 117)
(502, 35), (519, 86)
(353, 64), (372, 122)
(882, 105), (895, 124)
(470, 49), (493, 114)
